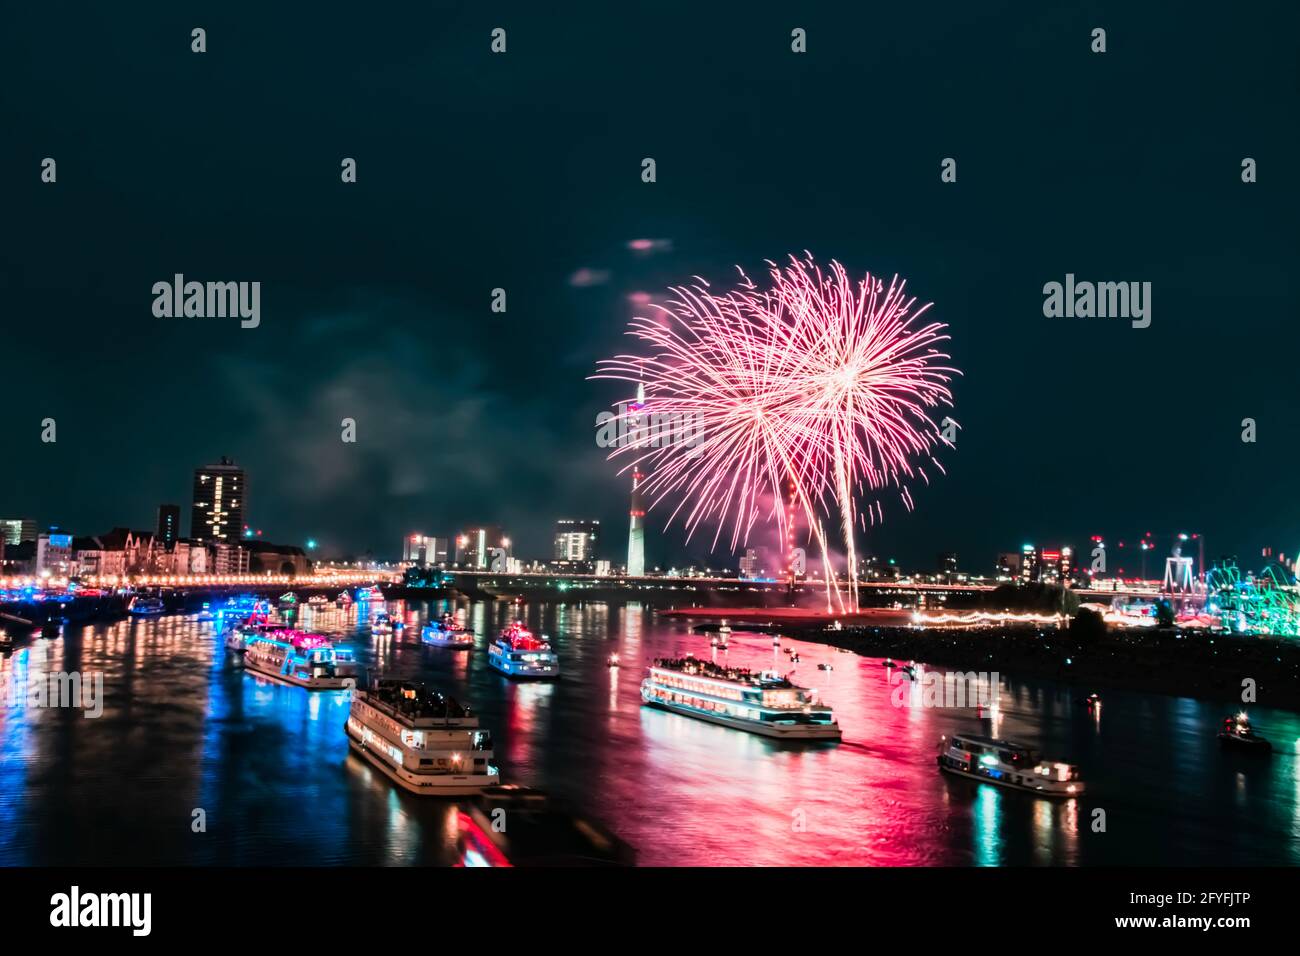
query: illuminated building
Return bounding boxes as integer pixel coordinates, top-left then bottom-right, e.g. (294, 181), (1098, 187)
(157, 504), (181, 549)
(171, 539), (209, 574)
(455, 526), (508, 569)
(36, 532), (74, 576)
(554, 519), (600, 572)
(938, 552), (958, 579)
(627, 465), (645, 577)
(1019, 544), (1039, 582)
(739, 549), (759, 580)
(72, 528), (167, 577)
(1017, 545), (1073, 583)
(404, 533), (430, 565)
(0, 518), (37, 545)
(211, 541), (250, 575)
(995, 552), (1021, 578)
(626, 382), (647, 574)
(191, 457), (245, 542)
(246, 541), (310, 577)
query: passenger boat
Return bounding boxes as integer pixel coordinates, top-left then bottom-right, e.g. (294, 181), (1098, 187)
(937, 733), (1084, 796)
(306, 594), (329, 607)
(640, 657), (841, 740)
(0, 630), (12, 652)
(372, 612), (393, 634)
(421, 616), (474, 648)
(1218, 713), (1271, 753)
(224, 602), (278, 653)
(277, 592), (298, 612)
(357, 585), (384, 602)
(197, 602), (216, 621)
(488, 622), (560, 678)
(226, 618), (285, 654)
(128, 596), (165, 616)
(243, 629), (357, 689)
(345, 680), (499, 795)
(337, 591), (353, 606)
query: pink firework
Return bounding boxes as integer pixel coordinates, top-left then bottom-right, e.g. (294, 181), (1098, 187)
(593, 253), (959, 611)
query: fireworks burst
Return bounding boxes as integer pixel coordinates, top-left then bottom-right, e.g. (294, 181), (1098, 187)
(593, 253), (960, 611)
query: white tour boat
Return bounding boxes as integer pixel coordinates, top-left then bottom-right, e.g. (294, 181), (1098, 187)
(346, 680), (500, 796)
(487, 622), (560, 678)
(243, 629), (357, 690)
(937, 733), (1084, 797)
(640, 657), (841, 740)
(421, 614), (474, 649)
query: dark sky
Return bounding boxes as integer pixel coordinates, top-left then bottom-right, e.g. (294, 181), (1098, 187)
(2, 2), (1297, 572)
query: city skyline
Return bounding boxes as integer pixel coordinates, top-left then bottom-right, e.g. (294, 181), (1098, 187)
(0, 445), (1281, 575)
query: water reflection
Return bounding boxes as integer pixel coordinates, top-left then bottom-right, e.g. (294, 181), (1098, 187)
(0, 599), (1296, 866)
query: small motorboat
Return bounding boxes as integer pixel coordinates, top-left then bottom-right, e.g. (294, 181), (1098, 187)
(938, 733), (1083, 797)
(128, 596), (165, 616)
(421, 619), (474, 648)
(197, 602), (216, 621)
(306, 594), (329, 607)
(817, 662), (833, 672)
(1077, 693), (1102, 710)
(372, 612), (393, 634)
(607, 652), (620, 668)
(882, 658), (897, 668)
(1218, 713), (1271, 753)
(0, 630), (12, 652)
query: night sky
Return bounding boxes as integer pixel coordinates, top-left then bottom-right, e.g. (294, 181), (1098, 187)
(3, 2), (1297, 571)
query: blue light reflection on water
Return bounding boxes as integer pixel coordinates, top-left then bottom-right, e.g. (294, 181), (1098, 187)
(0, 599), (1296, 866)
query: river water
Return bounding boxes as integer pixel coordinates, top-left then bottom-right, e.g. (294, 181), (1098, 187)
(0, 598), (1296, 866)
